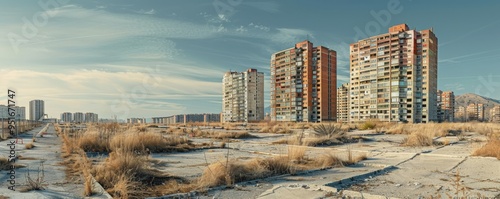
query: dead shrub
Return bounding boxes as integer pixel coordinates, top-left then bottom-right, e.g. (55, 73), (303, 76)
(25, 143), (35, 149)
(313, 123), (345, 138)
(21, 162), (47, 192)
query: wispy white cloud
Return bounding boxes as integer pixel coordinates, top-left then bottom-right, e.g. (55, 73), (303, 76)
(249, 23), (270, 31)
(269, 28), (314, 44)
(136, 9), (156, 15)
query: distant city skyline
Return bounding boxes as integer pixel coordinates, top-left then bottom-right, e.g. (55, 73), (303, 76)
(1, 1), (499, 119)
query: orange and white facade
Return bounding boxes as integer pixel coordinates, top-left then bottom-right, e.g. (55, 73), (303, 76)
(349, 24), (438, 123)
(270, 40), (337, 122)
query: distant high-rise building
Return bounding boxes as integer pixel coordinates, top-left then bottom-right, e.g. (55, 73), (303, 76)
(159, 113), (222, 125)
(337, 83), (350, 122)
(29, 100), (45, 121)
(349, 24), (438, 123)
(437, 90), (454, 122)
(85, 112), (98, 123)
(0, 105), (25, 120)
(478, 103), (485, 121)
(60, 112), (72, 123)
(466, 103), (484, 122)
(490, 105), (500, 122)
(271, 40), (337, 122)
(222, 68), (265, 123)
(73, 112), (84, 123)
(127, 118), (146, 124)
(455, 106), (466, 122)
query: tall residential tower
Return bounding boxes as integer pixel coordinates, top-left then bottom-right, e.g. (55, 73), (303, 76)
(29, 100), (45, 121)
(437, 90), (455, 122)
(60, 112), (72, 123)
(337, 83), (350, 122)
(222, 69), (265, 123)
(349, 24), (438, 123)
(270, 40), (337, 122)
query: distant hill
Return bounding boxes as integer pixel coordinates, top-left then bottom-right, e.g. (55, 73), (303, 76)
(455, 93), (500, 119)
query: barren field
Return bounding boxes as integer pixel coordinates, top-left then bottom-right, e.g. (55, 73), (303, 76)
(1, 122), (499, 199)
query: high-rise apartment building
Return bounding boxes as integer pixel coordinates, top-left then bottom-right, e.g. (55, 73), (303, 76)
(0, 105), (25, 120)
(85, 112), (98, 123)
(490, 105), (500, 122)
(337, 83), (350, 122)
(437, 90), (454, 122)
(29, 100), (45, 121)
(127, 118), (146, 124)
(222, 69), (264, 123)
(60, 112), (72, 123)
(466, 103), (484, 122)
(349, 24), (438, 123)
(73, 112), (84, 123)
(271, 40), (337, 122)
(455, 106), (466, 122)
(477, 103), (485, 121)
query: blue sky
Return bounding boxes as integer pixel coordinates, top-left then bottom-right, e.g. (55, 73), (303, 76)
(1, 0), (499, 120)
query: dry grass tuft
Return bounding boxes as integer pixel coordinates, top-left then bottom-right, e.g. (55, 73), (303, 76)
(259, 123), (292, 134)
(0, 157), (10, 170)
(314, 154), (344, 169)
(78, 130), (110, 152)
(472, 137), (500, 159)
(198, 155), (294, 188)
(105, 173), (143, 199)
(401, 132), (436, 147)
(287, 146), (306, 162)
(358, 120), (378, 130)
(93, 148), (176, 198)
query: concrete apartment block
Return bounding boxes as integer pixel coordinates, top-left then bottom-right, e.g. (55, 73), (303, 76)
(466, 103), (485, 122)
(127, 118), (146, 124)
(490, 105), (500, 122)
(271, 40), (337, 122)
(29, 99), (44, 121)
(223, 69), (265, 123)
(349, 24), (438, 123)
(73, 112), (84, 123)
(154, 113), (221, 124)
(60, 112), (72, 123)
(455, 106), (466, 122)
(0, 105), (26, 120)
(437, 90), (455, 122)
(84, 112), (98, 123)
(337, 83), (350, 122)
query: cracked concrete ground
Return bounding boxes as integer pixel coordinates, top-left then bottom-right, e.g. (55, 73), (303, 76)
(3, 126), (498, 199)
(171, 130), (499, 199)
